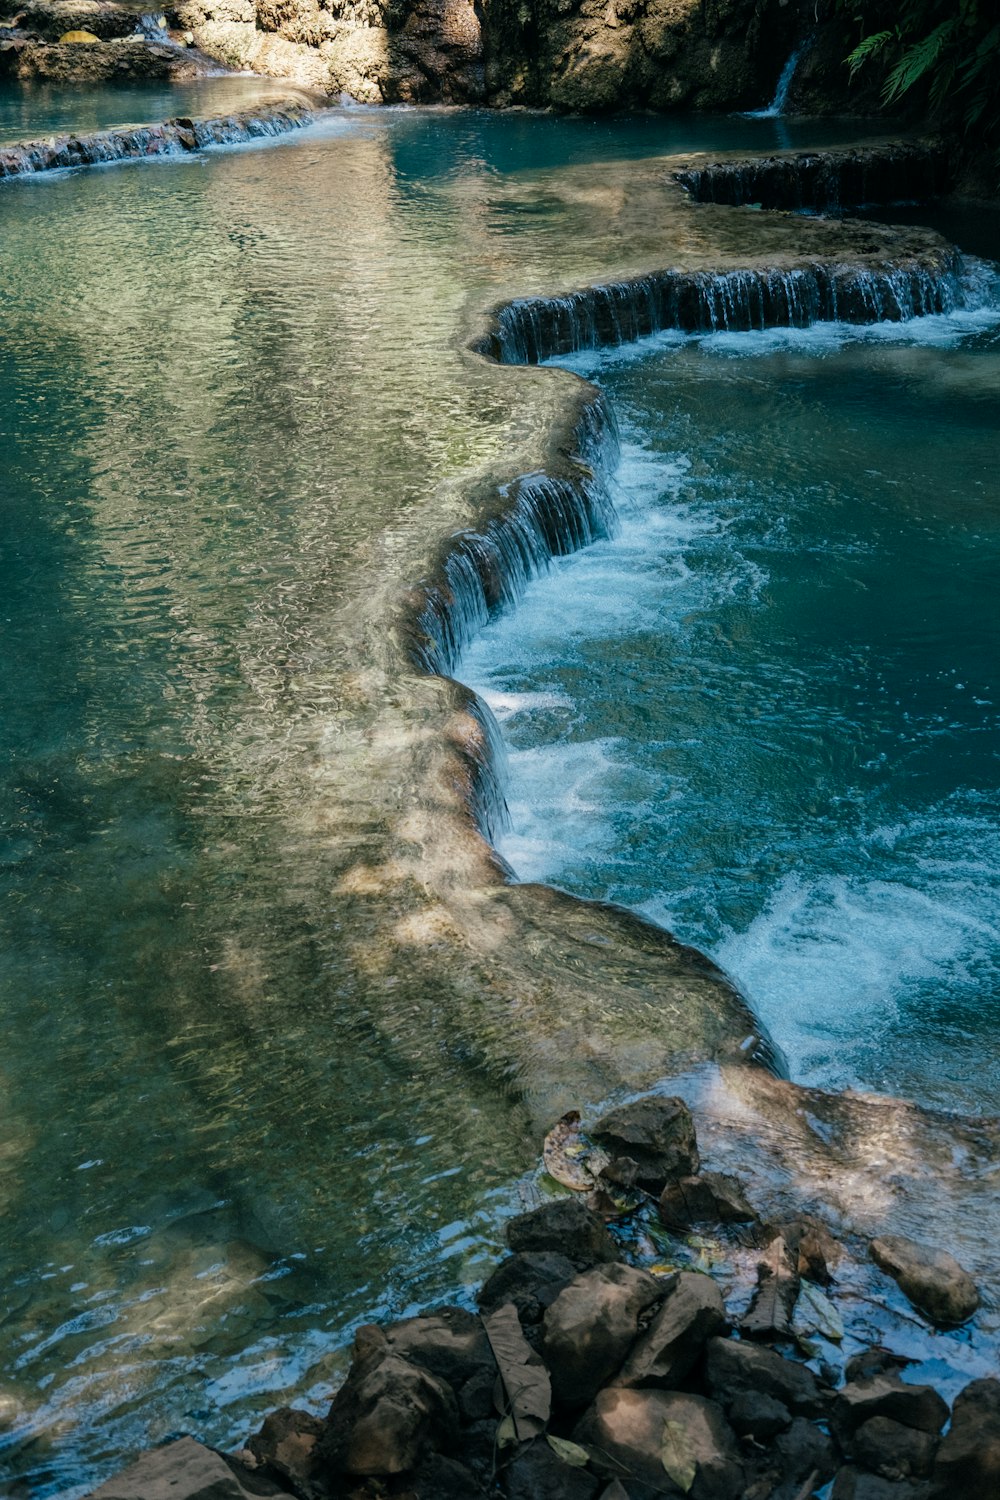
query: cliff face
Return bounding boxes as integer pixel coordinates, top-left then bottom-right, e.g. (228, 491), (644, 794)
(168, 0), (815, 110)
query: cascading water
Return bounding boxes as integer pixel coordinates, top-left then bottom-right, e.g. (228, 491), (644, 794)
(745, 42), (806, 119)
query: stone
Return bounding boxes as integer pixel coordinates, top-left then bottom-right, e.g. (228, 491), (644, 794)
(503, 1438), (600, 1500)
(831, 1375), (948, 1444)
(832, 1468), (933, 1499)
(870, 1236), (979, 1327)
(615, 1272), (726, 1389)
(853, 1416), (937, 1480)
(844, 1349), (913, 1384)
(726, 1391), (791, 1442)
(383, 1306), (497, 1420)
(574, 1388), (743, 1499)
(478, 1251), (577, 1323)
(930, 1377), (1000, 1496)
(407, 1452), (483, 1498)
(87, 1438), (297, 1498)
(543, 1262), (664, 1407)
(658, 1173), (756, 1232)
(739, 1235), (799, 1341)
(316, 1326), (458, 1477)
(704, 1337), (827, 1418)
(779, 1215), (842, 1285)
(506, 1198), (618, 1270)
(246, 1408), (323, 1491)
(591, 1095), (699, 1190)
(773, 1417), (838, 1487)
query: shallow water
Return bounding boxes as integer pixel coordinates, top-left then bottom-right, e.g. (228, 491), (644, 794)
(0, 78), (313, 145)
(0, 96), (993, 1494)
(463, 294), (1000, 1112)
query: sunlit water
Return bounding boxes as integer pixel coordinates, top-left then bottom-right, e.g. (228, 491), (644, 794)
(0, 99), (901, 1495)
(463, 300), (1000, 1112)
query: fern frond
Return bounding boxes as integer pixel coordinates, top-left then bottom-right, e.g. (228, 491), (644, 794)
(845, 29), (893, 80)
(882, 19), (957, 101)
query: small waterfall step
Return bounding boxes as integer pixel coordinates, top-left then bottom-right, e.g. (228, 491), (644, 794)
(744, 41), (807, 119)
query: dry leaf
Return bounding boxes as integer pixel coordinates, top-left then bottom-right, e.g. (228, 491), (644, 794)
(482, 1303), (551, 1442)
(661, 1420), (697, 1493)
(796, 1280), (844, 1342)
(546, 1435), (590, 1467)
(543, 1110), (610, 1192)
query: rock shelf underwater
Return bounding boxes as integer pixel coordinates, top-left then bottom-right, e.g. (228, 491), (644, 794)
(0, 102), (997, 1497)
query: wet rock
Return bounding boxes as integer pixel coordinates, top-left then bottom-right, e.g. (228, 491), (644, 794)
(779, 1216), (842, 1286)
(574, 1388), (743, 1498)
(543, 1262), (664, 1407)
(615, 1271), (726, 1389)
(503, 1438), (600, 1500)
(831, 1374), (948, 1445)
(740, 1235), (799, 1341)
(853, 1416), (937, 1480)
(87, 1437), (296, 1498)
(704, 1337), (827, 1418)
(832, 1468), (933, 1499)
(870, 1236), (979, 1327)
(930, 1377), (1000, 1496)
(844, 1349), (913, 1384)
(316, 1325), (458, 1477)
(591, 1095), (699, 1191)
(384, 1306), (497, 1420)
(246, 1408), (323, 1492)
(507, 1198), (618, 1270)
(478, 1251), (577, 1324)
(726, 1391), (791, 1442)
(774, 1417), (838, 1487)
(658, 1173), (757, 1232)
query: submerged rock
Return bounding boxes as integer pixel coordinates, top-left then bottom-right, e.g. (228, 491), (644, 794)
(591, 1095), (699, 1191)
(870, 1235), (979, 1327)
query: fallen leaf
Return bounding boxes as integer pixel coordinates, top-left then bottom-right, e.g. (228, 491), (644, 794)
(546, 1435), (590, 1467)
(796, 1279), (844, 1342)
(543, 1111), (610, 1192)
(482, 1303), (551, 1441)
(661, 1420), (697, 1493)
(496, 1415), (517, 1449)
(741, 1235), (799, 1340)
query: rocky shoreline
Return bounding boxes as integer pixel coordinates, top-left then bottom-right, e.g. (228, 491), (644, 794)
(87, 1096), (998, 1499)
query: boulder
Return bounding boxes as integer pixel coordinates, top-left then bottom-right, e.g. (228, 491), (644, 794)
(870, 1236), (979, 1327)
(591, 1096), (699, 1191)
(726, 1391), (791, 1442)
(773, 1417), (838, 1487)
(384, 1306), (497, 1420)
(506, 1198), (618, 1269)
(658, 1174), (756, 1232)
(543, 1263), (664, 1407)
(574, 1388), (743, 1499)
(832, 1467), (933, 1499)
(704, 1337), (827, 1418)
(316, 1326), (458, 1477)
(246, 1408), (323, 1492)
(853, 1415), (937, 1480)
(504, 1437), (600, 1500)
(478, 1251), (577, 1323)
(930, 1377), (1000, 1496)
(87, 1438), (296, 1499)
(831, 1374), (948, 1445)
(615, 1272), (726, 1390)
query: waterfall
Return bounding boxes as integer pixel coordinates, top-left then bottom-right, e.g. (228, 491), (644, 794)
(675, 143), (951, 214)
(745, 43), (805, 119)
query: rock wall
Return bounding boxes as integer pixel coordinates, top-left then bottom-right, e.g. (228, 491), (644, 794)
(166, 0), (828, 110)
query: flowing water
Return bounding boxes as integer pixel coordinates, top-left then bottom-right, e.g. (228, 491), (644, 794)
(463, 295), (1000, 1112)
(0, 93), (994, 1494)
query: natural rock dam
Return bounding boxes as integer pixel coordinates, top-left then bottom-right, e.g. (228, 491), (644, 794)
(0, 102), (996, 1498)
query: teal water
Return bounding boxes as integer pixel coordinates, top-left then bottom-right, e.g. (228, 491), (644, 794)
(0, 101), (899, 1496)
(0, 95), (995, 1496)
(463, 299), (1000, 1112)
